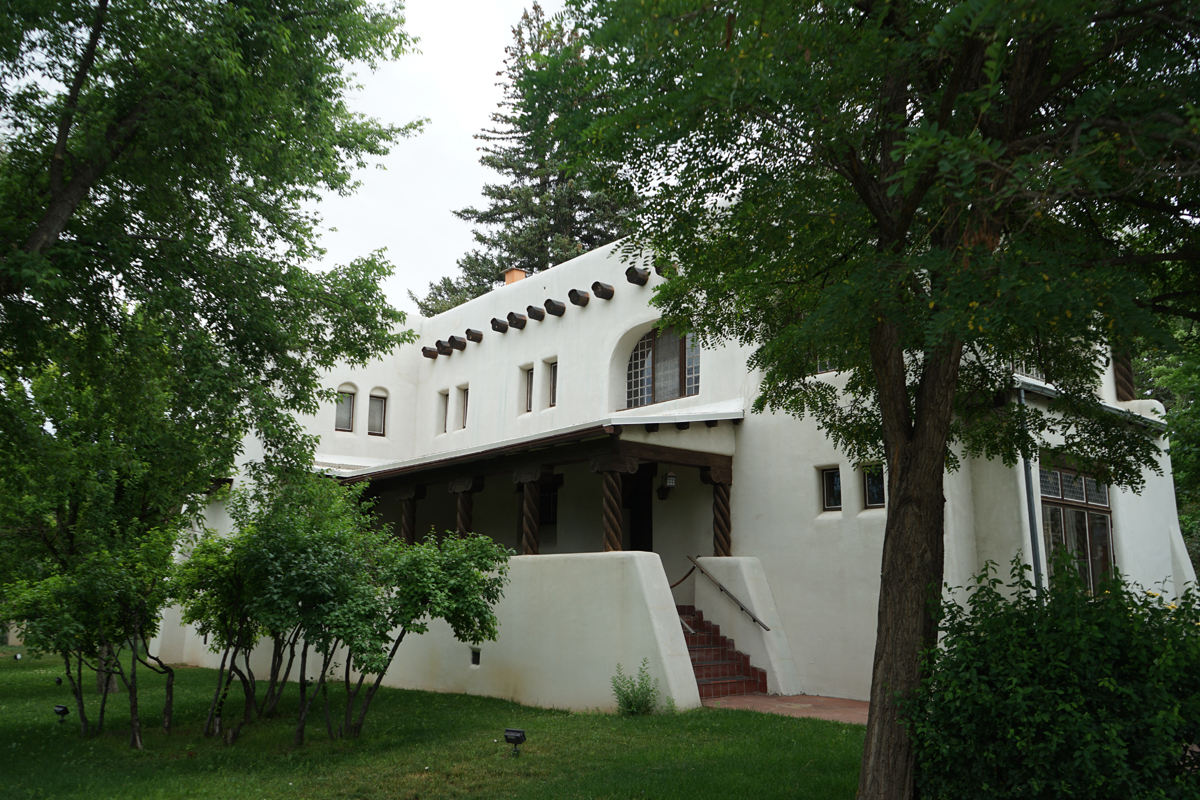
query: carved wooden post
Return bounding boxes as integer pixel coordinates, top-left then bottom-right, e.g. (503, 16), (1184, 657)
(447, 476), (484, 536)
(512, 464), (550, 555)
(589, 455), (639, 552)
(395, 484), (425, 545)
(702, 466), (734, 557)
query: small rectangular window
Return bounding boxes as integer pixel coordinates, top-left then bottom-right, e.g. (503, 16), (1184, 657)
(335, 392), (354, 432)
(525, 367), (534, 413)
(461, 386), (469, 429)
(864, 466), (885, 508)
(822, 468), (842, 511)
(549, 362), (558, 407)
(438, 391), (449, 434)
(367, 395), (386, 436)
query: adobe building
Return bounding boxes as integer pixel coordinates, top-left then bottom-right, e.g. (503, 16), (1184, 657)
(155, 241), (1196, 710)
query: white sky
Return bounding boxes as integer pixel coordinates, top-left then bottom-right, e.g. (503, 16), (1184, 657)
(314, 0), (566, 319)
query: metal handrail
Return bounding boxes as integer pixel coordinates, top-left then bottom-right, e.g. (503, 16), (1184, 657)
(687, 556), (770, 631)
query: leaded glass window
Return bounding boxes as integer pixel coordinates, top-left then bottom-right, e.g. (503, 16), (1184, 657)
(1040, 465), (1114, 594)
(625, 327), (700, 408)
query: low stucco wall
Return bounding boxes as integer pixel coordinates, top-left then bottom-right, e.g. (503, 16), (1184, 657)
(694, 557), (803, 696)
(155, 551), (701, 712)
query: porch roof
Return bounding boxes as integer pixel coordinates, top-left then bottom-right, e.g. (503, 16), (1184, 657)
(333, 399), (742, 489)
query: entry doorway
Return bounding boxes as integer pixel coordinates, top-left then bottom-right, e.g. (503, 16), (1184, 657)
(623, 462), (655, 552)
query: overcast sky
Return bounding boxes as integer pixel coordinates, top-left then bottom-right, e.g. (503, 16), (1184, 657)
(313, 0), (566, 318)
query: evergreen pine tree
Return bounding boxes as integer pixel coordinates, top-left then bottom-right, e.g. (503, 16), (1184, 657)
(410, 4), (635, 316)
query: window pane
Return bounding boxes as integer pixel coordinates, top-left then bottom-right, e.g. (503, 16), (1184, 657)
(525, 368), (533, 413)
(1061, 472), (1086, 503)
(1088, 513), (1113, 589)
(865, 467), (885, 507)
(335, 392), (354, 431)
(462, 388), (469, 427)
(1064, 507), (1091, 588)
(1042, 504), (1064, 558)
(1085, 477), (1109, 507)
(549, 362), (558, 407)
(654, 327), (681, 402)
(1039, 467), (1061, 498)
(626, 332), (654, 408)
(823, 469), (842, 510)
(368, 396), (386, 435)
(684, 333), (700, 396)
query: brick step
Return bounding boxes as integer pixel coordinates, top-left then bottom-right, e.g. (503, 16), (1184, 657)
(696, 675), (766, 699)
(693, 660), (753, 680)
(683, 631), (731, 648)
(677, 604), (767, 698)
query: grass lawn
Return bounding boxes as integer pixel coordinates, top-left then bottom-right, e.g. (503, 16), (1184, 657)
(0, 644), (864, 799)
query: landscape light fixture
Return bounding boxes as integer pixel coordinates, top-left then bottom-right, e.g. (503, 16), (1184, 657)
(504, 728), (526, 757)
(13, 653), (20, 661)
(657, 472), (677, 500)
(55, 677), (62, 686)
(54, 704), (69, 723)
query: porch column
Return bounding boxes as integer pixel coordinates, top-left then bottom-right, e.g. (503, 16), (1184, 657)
(701, 466), (733, 557)
(395, 484), (425, 545)
(513, 464), (550, 555)
(589, 455), (639, 552)
(448, 476), (485, 536)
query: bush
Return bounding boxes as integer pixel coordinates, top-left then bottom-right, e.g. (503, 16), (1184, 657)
(904, 557), (1200, 799)
(612, 658), (660, 716)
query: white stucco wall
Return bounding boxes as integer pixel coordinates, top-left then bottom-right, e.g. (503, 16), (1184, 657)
(170, 238), (1190, 707)
(155, 552), (701, 712)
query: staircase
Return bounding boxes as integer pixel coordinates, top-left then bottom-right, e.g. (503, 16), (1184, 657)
(677, 605), (767, 699)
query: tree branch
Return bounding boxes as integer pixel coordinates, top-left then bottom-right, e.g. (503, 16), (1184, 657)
(51, 0), (110, 198)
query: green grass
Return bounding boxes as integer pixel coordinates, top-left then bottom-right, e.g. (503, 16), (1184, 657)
(0, 644), (864, 799)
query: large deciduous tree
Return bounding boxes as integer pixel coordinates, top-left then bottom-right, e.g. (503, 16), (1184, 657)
(410, 2), (634, 316)
(553, 1), (1200, 797)
(0, 0), (420, 748)
(0, 0), (419, 469)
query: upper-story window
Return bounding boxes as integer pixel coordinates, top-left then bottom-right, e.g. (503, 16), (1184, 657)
(368, 391), (387, 436)
(335, 391), (355, 431)
(1040, 465), (1113, 593)
(626, 327), (700, 408)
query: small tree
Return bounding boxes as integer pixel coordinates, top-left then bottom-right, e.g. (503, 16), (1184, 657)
(907, 557), (1200, 798)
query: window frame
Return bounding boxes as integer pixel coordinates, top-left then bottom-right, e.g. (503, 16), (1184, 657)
(1039, 464), (1114, 594)
(863, 465), (886, 508)
(821, 468), (842, 512)
(524, 367), (534, 413)
(549, 361), (558, 408)
(335, 391), (355, 432)
(626, 328), (700, 408)
(367, 394), (387, 437)
(461, 386), (469, 429)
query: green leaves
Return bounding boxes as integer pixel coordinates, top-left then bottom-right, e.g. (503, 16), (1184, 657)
(907, 558), (1200, 798)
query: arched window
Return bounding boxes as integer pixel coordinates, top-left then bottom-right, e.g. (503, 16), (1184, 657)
(626, 328), (700, 408)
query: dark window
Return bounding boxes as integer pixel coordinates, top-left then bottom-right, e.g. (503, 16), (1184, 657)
(524, 368), (533, 413)
(626, 328), (700, 408)
(461, 387), (469, 428)
(549, 362), (558, 408)
(822, 469), (842, 511)
(368, 395), (386, 436)
(539, 479), (559, 525)
(1040, 465), (1113, 594)
(335, 392), (354, 431)
(864, 466), (886, 508)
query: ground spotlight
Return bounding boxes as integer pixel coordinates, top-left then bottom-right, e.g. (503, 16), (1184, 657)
(504, 728), (526, 757)
(54, 705), (69, 723)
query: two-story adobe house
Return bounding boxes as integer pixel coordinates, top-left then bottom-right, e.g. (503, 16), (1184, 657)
(154, 240), (1196, 711)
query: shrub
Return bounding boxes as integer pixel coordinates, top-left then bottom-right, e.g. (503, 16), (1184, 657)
(612, 658), (660, 716)
(905, 557), (1200, 799)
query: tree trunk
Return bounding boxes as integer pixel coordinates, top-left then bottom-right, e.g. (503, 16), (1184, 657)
(856, 325), (961, 800)
(63, 652), (91, 738)
(127, 632), (143, 750)
(96, 643), (121, 695)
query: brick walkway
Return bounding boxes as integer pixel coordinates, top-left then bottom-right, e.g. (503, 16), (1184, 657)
(701, 694), (870, 725)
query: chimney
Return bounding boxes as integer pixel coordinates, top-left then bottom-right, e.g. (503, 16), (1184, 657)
(504, 267), (527, 285)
